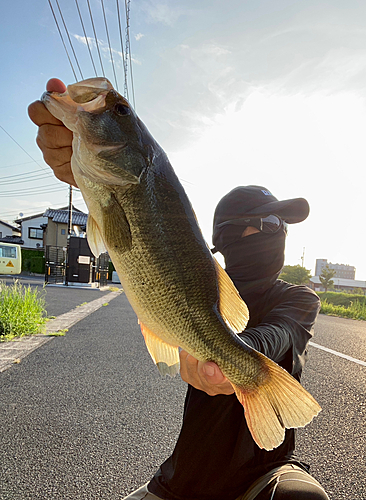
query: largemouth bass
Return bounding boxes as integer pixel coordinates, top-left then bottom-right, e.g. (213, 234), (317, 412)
(41, 77), (320, 451)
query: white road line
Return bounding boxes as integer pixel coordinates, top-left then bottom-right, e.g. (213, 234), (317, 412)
(309, 341), (366, 367)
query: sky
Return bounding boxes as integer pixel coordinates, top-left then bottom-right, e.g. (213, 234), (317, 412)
(1, 0), (366, 278)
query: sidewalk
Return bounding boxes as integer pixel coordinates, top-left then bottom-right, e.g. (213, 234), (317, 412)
(0, 289), (122, 373)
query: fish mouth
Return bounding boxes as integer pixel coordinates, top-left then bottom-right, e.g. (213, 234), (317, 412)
(42, 89), (108, 112)
(41, 88), (114, 135)
(41, 90), (84, 130)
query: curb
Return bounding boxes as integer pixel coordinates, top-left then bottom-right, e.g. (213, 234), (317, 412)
(0, 290), (122, 373)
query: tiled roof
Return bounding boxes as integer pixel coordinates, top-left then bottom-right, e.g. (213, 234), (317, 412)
(0, 236), (24, 245)
(0, 219), (21, 232)
(43, 208), (88, 226)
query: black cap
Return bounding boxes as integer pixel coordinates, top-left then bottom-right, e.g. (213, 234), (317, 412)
(213, 185), (309, 238)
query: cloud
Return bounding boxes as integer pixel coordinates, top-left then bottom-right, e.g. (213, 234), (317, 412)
(140, 1), (184, 26)
(72, 33), (142, 67)
(135, 33), (145, 41)
(73, 34), (95, 47)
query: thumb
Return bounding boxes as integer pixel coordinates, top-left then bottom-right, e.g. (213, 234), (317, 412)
(201, 362), (226, 385)
(46, 78), (67, 93)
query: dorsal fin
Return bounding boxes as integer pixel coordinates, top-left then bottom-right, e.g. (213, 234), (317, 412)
(214, 257), (249, 333)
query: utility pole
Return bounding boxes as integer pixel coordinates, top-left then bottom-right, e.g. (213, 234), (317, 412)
(301, 247), (305, 268)
(65, 186), (73, 286)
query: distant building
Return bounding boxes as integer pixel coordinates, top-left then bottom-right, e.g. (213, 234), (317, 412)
(309, 276), (366, 293)
(315, 259), (355, 280)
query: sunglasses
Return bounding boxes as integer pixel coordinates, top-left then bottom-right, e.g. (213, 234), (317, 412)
(216, 215), (287, 234)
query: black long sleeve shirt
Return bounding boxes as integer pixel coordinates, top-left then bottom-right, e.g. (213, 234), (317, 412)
(149, 280), (321, 500)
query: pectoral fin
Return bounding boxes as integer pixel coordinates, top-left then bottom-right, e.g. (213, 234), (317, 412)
(214, 258), (249, 333)
(102, 194), (132, 254)
(86, 215), (107, 257)
(139, 321), (180, 377)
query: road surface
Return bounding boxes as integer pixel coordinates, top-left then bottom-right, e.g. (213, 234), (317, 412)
(0, 287), (365, 499)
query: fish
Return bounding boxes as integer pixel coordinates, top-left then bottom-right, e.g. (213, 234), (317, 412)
(41, 77), (321, 451)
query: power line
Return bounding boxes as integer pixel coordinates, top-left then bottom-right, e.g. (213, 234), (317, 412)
(54, 0), (84, 80)
(0, 160), (44, 170)
(0, 168), (54, 181)
(0, 188), (67, 198)
(125, 0), (136, 108)
(87, 0), (105, 77)
(116, 0), (128, 99)
(47, 0), (78, 81)
(101, 0), (119, 90)
(0, 193), (84, 219)
(0, 183), (67, 195)
(0, 125), (50, 173)
(74, 0), (98, 76)
(0, 174), (55, 186)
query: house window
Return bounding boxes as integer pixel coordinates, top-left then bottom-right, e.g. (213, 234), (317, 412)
(0, 232), (2, 238)
(61, 229), (66, 235)
(29, 227), (43, 239)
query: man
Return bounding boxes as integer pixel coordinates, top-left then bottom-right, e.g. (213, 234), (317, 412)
(29, 81), (329, 500)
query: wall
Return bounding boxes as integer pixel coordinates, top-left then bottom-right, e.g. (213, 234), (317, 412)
(44, 220), (68, 248)
(21, 215), (48, 249)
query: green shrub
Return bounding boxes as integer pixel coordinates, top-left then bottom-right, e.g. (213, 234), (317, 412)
(318, 291), (366, 308)
(0, 281), (47, 341)
(320, 297), (366, 321)
(21, 248), (45, 274)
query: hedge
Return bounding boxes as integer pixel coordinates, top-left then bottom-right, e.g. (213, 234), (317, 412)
(21, 248), (45, 274)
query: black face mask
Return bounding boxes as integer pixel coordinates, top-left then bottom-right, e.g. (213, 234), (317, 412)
(214, 225), (286, 283)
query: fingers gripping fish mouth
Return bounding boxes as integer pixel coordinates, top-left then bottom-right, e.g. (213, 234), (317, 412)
(41, 77), (145, 187)
(41, 79), (115, 131)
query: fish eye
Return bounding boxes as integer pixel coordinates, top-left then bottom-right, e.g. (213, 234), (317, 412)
(114, 103), (131, 116)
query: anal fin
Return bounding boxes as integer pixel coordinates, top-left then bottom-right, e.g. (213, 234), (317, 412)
(139, 321), (180, 377)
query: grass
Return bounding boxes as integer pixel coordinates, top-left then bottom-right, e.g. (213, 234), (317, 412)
(0, 280), (47, 341)
(47, 329), (68, 337)
(318, 292), (366, 321)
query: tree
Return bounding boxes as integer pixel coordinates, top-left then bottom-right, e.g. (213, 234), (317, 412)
(319, 265), (336, 292)
(279, 265), (312, 285)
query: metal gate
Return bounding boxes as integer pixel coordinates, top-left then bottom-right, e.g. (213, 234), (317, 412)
(45, 241), (110, 287)
(66, 237), (95, 284)
(96, 252), (109, 287)
(45, 246), (66, 284)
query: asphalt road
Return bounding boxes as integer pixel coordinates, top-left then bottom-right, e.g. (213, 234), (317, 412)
(1, 275), (115, 317)
(0, 289), (365, 499)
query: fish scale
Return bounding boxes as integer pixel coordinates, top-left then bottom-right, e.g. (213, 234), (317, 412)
(41, 76), (321, 451)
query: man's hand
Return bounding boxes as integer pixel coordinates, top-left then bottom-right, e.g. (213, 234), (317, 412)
(27, 78), (77, 187)
(179, 350), (234, 396)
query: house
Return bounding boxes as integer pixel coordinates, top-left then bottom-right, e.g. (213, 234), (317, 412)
(14, 211), (48, 249)
(43, 206), (88, 248)
(15, 206), (88, 249)
(0, 219), (23, 244)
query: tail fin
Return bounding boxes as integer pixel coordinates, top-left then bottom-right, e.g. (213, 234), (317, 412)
(232, 352), (321, 451)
